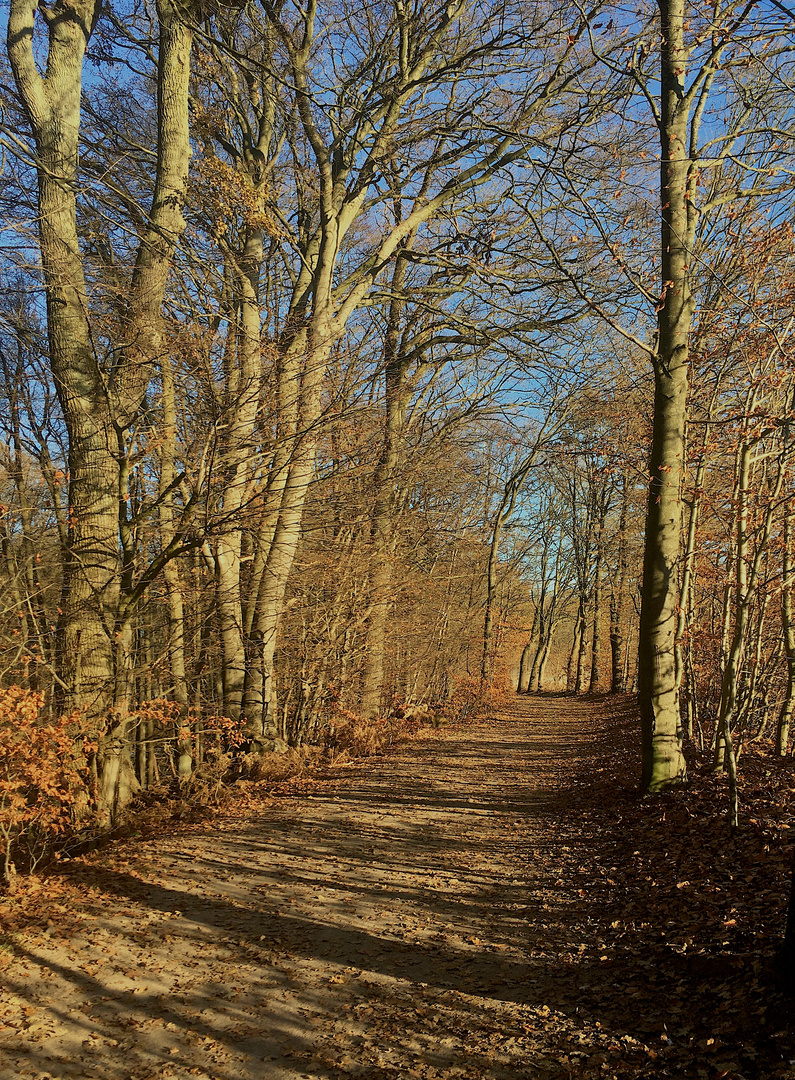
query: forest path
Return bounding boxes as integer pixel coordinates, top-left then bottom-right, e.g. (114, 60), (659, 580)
(0, 695), (781, 1080)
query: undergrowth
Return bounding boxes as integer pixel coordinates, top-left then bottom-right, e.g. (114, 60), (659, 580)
(0, 676), (503, 891)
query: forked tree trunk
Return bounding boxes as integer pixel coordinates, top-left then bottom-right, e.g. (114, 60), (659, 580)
(214, 227), (265, 726)
(567, 620), (581, 693)
(525, 631), (541, 693)
(536, 622), (556, 692)
(575, 603), (589, 694)
(8, 0), (117, 720)
(517, 610), (538, 693)
(244, 323), (333, 749)
(8, 0), (196, 820)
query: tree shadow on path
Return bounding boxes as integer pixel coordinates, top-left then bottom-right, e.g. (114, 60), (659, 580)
(4, 693), (794, 1080)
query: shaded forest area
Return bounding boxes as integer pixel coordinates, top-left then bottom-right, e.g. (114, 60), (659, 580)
(3, 0), (795, 925)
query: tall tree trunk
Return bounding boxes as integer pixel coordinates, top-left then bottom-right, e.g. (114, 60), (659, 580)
(8, 0), (196, 819)
(158, 357), (191, 779)
(714, 436), (787, 774)
(482, 504), (506, 685)
(567, 618), (582, 693)
(361, 251), (412, 719)
(528, 628), (546, 693)
(610, 471), (630, 694)
(778, 511), (795, 756)
(638, 0), (693, 791)
(575, 602), (589, 694)
(214, 227), (264, 725)
(588, 514), (606, 694)
(8, 0), (117, 719)
(241, 329), (305, 733)
(244, 322), (333, 749)
(536, 622), (556, 692)
(517, 609), (538, 693)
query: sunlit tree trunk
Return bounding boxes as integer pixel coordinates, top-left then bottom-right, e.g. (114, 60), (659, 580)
(575, 601), (590, 694)
(214, 227), (264, 725)
(567, 619), (582, 693)
(245, 322), (333, 749)
(8, 0), (116, 721)
(638, 0), (693, 791)
(536, 620), (557, 692)
(528, 629), (546, 693)
(8, 0), (196, 818)
(517, 609), (539, 693)
(361, 252), (412, 719)
(588, 508), (606, 694)
(715, 434), (787, 788)
(609, 472), (630, 694)
(778, 510), (795, 756)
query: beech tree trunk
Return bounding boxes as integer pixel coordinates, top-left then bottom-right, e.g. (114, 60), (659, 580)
(714, 430), (787, 781)
(8, 0), (196, 818)
(8, 0), (116, 719)
(575, 603), (590, 694)
(588, 510), (606, 694)
(638, 0), (693, 791)
(778, 511), (795, 756)
(361, 251), (412, 719)
(214, 227), (265, 726)
(528, 631), (546, 693)
(609, 471), (630, 694)
(536, 623), (556, 692)
(567, 619), (582, 693)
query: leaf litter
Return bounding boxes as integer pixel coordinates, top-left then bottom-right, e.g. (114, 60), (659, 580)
(1, 693), (795, 1078)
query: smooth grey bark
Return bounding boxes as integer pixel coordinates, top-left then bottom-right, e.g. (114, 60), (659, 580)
(566, 618), (581, 693)
(536, 623), (557, 691)
(8, 0), (115, 721)
(588, 500), (609, 694)
(361, 250), (413, 720)
(778, 511), (795, 756)
(527, 630), (546, 693)
(574, 601), (590, 693)
(482, 453), (540, 683)
(609, 471), (630, 694)
(214, 227), (265, 726)
(158, 357), (191, 779)
(637, 0), (694, 791)
(517, 630), (536, 693)
(8, 0), (196, 817)
(714, 429), (788, 785)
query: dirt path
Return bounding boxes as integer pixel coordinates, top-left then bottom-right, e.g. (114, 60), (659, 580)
(0, 695), (791, 1080)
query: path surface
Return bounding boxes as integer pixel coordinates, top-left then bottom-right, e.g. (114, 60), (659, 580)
(0, 695), (787, 1079)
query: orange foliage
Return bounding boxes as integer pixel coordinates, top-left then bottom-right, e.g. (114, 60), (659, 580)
(135, 698), (245, 757)
(0, 686), (96, 886)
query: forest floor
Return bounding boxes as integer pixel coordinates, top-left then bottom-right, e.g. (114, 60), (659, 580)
(2, 693), (795, 1080)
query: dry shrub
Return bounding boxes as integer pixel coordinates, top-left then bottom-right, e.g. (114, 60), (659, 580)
(433, 674), (508, 725)
(323, 717), (385, 762)
(0, 687), (96, 888)
(134, 698), (246, 783)
(322, 679), (496, 763)
(237, 746), (317, 785)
